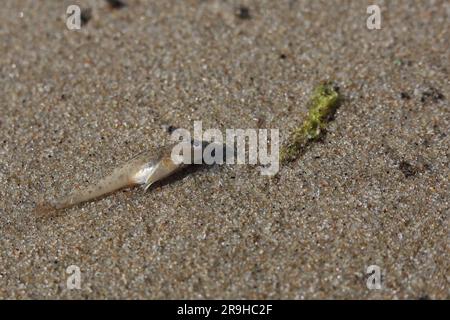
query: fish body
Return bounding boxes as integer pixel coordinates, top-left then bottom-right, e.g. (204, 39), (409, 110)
(35, 141), (202, 215)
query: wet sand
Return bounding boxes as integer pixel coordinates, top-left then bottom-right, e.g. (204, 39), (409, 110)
(0, 0), (448, 299)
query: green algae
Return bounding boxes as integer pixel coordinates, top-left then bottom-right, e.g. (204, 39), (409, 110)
(280, 82), (340, 164)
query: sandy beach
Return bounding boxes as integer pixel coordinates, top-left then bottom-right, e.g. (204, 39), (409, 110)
(0, 0), (448, 299)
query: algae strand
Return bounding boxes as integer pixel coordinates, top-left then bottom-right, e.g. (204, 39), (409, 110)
(280, 82), (340, 163)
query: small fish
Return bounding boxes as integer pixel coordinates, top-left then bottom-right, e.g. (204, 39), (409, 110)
(35, 140), (205, 215)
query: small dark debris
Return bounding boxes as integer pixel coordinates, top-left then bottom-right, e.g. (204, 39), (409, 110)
(399, 161), (417, 178)
(400, 92), (411, 100)
(279, 53), (287, 60)
(106, 0), (126, 9)
(162, 124), (177, 134)
(421, 87), (445, 104)
(253, 115), (266, 128)
(61, 94), (67, 100)
(80, 8), (92, 26)
(394, 59), (413, 67)
(167, 125), (177, 134)
(235, 6), (251, 20)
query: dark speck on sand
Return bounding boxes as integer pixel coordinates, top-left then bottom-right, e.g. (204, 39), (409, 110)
(235, 6), (251, 20)
(105, 0), (126, 10)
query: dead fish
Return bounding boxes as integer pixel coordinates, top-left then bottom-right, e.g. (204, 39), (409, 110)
(35, 140), (205, 215)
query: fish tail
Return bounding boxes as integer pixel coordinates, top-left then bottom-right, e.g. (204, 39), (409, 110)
(35, 167), (137, 215)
